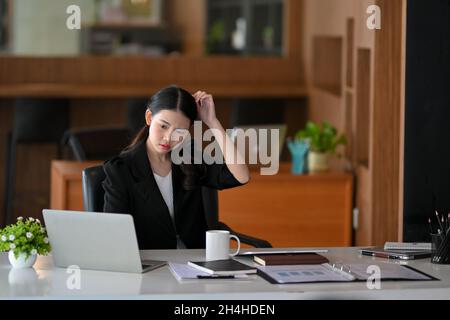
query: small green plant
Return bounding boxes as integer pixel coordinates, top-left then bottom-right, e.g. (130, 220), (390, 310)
(206, 20), (226, 54)
(0, 217), (51, 259)
(295, 121), (346, 155)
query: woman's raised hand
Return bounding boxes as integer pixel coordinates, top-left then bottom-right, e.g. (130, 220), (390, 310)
(193, 91), (218, 127)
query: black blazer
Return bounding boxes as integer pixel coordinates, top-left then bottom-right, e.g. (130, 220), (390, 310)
(102, 140), (243, 249)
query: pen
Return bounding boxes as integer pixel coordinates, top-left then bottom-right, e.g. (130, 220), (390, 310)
(197, 275), (235, 279)
(371, 252), (399, 259)
(428, 218), (434, 234)
(435, 210), (444, 234)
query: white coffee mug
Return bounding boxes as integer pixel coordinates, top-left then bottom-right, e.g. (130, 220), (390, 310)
(206, 230), (241, 261)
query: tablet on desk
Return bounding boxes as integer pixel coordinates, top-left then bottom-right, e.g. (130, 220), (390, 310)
(359, 247), (431, 260)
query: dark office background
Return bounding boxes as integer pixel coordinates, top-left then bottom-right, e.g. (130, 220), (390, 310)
(403, 0), (450, 241)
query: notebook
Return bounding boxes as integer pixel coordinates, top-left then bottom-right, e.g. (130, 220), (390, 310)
(254, 253), (329, 266)
(359, 247), (431, 260)
(187, 259), (257, 276)
(257, 262), (436, 284)
(237, 249), (328, 256)
(168, 263), (250, 281)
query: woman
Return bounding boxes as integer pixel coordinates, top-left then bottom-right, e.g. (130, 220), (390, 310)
(102, 86), (250, 249)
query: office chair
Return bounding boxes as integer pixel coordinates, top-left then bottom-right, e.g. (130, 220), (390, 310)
(62, 127), (131, 161)
(3, 98), (70, 226)
(62, 97), (148, 161)
(82, 165), (272, 248)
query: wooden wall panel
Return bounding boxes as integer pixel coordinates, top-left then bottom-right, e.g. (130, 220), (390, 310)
(355, 165), (372, 245)
(308, 87), (344, 134)
(355, 48), (371, 168)
(285, 0), (304, 59)
(303, 0), (406, 246)
(166, 0), (206, 56)
(0, 56), (306, 98)
(346, 18), (355, 88)
(0, 57), (302, 85)
(372, 0), (405, 244)
(312, 36), (343, 96)
(344, 91), (354, 162)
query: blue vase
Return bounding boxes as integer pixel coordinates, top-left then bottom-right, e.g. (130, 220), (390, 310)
(287, 140), (309, 175)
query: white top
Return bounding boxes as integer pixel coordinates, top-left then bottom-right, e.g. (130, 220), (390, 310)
(153, 171), (174, 219)
(153, 171), (186, 249)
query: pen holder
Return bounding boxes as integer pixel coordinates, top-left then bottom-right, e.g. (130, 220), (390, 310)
(430, 233), (450, 264)
(287, 140), (308, 175)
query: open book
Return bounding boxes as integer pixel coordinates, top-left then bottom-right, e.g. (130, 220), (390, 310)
(257, 262), (436, 284)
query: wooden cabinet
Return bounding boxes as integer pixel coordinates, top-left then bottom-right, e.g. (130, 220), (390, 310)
(51, 161), (353, 247)
(50, 161), (102, 211)
(219, 163), (353, 247)
(206, 0), (284, 55)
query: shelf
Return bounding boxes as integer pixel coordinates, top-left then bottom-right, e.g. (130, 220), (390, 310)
(312, 36), (343, 97)
(0, 83), (308, 98)
(82, 21), (165, 29)
(80, 22), (178, 55)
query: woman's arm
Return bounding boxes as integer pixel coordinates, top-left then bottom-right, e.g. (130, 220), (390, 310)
(193, 91), (250, 184)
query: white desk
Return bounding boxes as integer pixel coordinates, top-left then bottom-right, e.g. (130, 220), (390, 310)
(1, 247), (449, 299)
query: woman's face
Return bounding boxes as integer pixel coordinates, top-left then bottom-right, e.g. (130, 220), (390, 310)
(146, 109), (191, 154)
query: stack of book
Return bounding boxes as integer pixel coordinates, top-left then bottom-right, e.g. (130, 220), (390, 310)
(253, 253), (329, 266)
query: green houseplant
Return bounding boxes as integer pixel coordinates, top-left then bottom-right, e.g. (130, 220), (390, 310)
(295, 121), (346, 171)
(206, 20), (226, 54)
(0, 217), (51, 268)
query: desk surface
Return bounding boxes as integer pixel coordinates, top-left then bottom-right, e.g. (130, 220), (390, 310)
(1, 247), (449, 300)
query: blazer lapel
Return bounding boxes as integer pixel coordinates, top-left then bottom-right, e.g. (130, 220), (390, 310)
(172, 164), (186, 233)
(129, 141), (176, 235)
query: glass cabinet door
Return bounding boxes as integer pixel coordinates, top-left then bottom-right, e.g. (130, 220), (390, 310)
(206, 0), (284, 56)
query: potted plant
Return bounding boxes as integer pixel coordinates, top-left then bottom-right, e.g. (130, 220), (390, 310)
(295, 121), (346, 172)
(0, 217), (51, 268)
(206, 20), (226, 54)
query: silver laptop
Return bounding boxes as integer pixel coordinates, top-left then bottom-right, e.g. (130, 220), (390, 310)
(42, 209), (166, 273)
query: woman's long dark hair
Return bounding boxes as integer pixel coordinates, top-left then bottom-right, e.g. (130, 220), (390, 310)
(123, 85), (204, 190)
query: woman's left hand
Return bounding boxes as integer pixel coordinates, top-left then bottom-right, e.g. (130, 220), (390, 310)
(193, 91), (218, 127)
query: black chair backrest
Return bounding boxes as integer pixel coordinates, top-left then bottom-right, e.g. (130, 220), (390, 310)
(63, 127), (131, 161)
(82, 166), (106, 212)
(82, 165), (220, 228)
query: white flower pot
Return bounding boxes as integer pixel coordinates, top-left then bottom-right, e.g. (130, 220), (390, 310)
(8, 251), (37, 268)
(308, 151), (330, 172)
(8, 268), (39, 286)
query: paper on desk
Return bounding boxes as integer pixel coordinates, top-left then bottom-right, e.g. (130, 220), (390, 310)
(347, 262), (433, 280)
(168, 263), (250, 281)
(257, 264), (355, 284)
